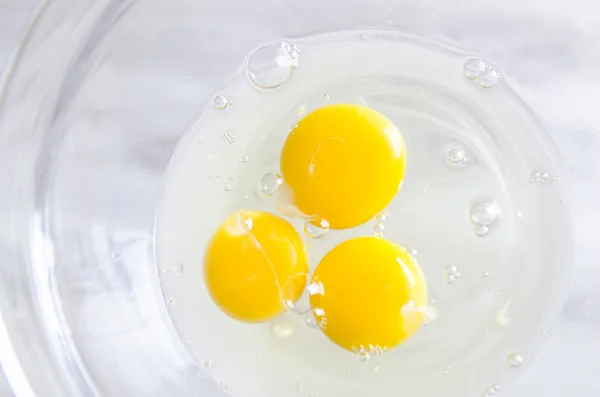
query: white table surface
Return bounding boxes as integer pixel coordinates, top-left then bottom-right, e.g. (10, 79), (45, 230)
(0, 1), (36, 394)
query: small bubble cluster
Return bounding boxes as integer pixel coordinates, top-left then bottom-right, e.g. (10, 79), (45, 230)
(221, 131), (236, 144)
(260, 172), (284, 195)
(213, 95), (231, 110)
(464, 58), (500, 88)
(375, 212), (390, 222)
(304, 217), (330, 239)
(482, 383), (501, 397)
(529, 171), (552, 183)
(373, 222), (385, 237)
(445, 264), (461, 284)
(167, 296), (175, 307)
(247, 41), (299, 89)
(373, 212), (390, 237)
(351, 344), (390, 362)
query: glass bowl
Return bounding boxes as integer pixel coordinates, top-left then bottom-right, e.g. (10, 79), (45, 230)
(0, 0), (598, 396)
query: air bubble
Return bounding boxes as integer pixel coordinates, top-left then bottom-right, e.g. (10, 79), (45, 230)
(220, 381), (229, 390)
(373, 366), (380, 374)
(224, 184), (234, 192)
(213, 95), (231, 110)
(447, 147), (468, 165)
(167, 297), (175, 307)
(445, 264), (461, 284)
(474, 225), (490, 237)
(507, 353), (524, 368)
(470, 200), (501, 226)
(407, 246), (418, 257)
(479, 69), (500, 88)
(309, 392), (317, 397)
(260, 172), (283, 195)
(375, 212), (390, 222)
(358, 351), (370, 362)
(247, 42), (299, 89)
(242, 156), (249, 165)
(323, 93), (330, 100)
(172, 263), (184, 276)
(304, 217), (330, 239)
(296, 382), (303, 392)
(464, 58), (487, 79)
(202, 359), (212, 371)
(373, 222), (385, 237)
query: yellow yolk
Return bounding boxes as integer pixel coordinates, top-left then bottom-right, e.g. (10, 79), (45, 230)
(204, 210), (309, 323)
(280, 104), (406, 229)
(309, 237), (427, 352)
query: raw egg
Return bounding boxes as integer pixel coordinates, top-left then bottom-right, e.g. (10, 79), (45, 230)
(309, 236), (427, 352)
(280, 104), (406, 229)
(204, 210), (309, 322)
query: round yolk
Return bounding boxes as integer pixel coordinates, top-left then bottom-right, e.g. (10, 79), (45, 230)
(309, 236), (427, 352)
(204, 210), (309, 323)
(280, 104), (406, 229)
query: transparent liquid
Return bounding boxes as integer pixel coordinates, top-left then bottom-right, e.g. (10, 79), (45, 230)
(155, 31), (572, 397)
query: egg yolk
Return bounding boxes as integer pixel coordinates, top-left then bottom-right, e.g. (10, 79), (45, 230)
(280, 104), (406, 229)
(309, 236), (427, 352)
(204, 210), (309, 323)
